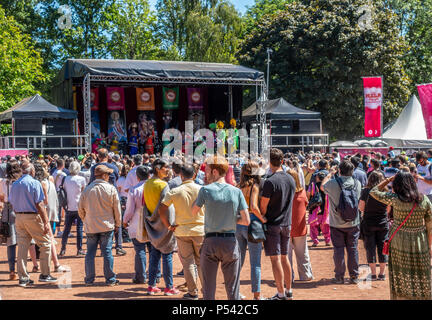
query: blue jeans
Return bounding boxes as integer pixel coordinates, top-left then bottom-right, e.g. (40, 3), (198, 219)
(146, 242), (161, 277)
(148, 244), (173, 288)
(236, 224), (262, 293)
(8, 244), (16, 272)
(330, 226), (360, 279)
(61, 211), (83, 250)
(132, 239), (147, 282)
(85, 231), (116, 284)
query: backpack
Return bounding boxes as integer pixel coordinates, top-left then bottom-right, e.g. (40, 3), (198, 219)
(57, 176), (68, 210)
(335, 177), (359, 222)
(307, 183), (322, 212)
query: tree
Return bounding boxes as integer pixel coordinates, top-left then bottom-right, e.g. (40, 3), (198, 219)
(105, 0), (161, 60)
(238, 0), (412, 139)
(384, 0), (432, 89)
(185, 1), (243, 63)
(243, 0), (293, 33)
(156, 0), (201, 56)
(37, 0), (114, 66)
(0, 6), (46, 111)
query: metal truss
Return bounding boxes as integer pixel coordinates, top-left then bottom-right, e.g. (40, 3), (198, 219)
(82, 73), (268, 153)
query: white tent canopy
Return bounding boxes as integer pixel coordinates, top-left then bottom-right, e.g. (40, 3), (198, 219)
(382, 95), (432, 148)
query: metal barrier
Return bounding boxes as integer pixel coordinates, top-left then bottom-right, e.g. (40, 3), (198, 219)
(0, 135), (87, 155)
(270, 133), (329, 151)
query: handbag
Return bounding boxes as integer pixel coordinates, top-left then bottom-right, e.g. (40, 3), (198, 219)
(247, 185), (266, 243)
(382, 203), (416, 255)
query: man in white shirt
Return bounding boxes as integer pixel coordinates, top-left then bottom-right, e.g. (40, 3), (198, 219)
(123, 166), (150, 284)
(124, 154), (143, 193)
(59, 161), (86, 257)
(416, 152), (432, 197)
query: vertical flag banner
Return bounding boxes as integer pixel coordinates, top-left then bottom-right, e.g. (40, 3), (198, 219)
(417, 84), (432, 139)
(187, 88), (204, 109)
(363, 77), (383, 137)
(90, 111), (101, 142)
(162, 87), (179, 110)
(106, 87), (125, 110)
(90, 88), (99, 111)
(136, 87), (155, 110)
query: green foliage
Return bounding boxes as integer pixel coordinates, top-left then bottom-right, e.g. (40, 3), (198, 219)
(185, 1), (243, 63)
(243, 0), (293, 33)
(105, 0), (161, 60)
(0, 5), (46, 111)
(239, 0), (412, 139)
(384, 0), (432, 89)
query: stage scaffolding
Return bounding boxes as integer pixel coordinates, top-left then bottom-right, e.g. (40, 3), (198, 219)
(82, 73), (268, 154)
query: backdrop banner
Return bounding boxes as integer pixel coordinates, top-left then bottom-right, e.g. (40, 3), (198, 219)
(90, 88), (99, 111)
(106, 87), (125, 110)
(162, 87), (179, 110)
(136, 87), (155, 111)
(187, 88), (204, 109)
(363, 77), (383, 138)
(417, 83), (432, 139)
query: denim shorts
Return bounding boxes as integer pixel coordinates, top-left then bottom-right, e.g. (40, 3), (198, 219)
(263, 224), (291, 256)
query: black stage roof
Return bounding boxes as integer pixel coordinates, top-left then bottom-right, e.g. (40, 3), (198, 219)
(55, 59), (265, 83)
(243, 98), (321, 121)
(0, 94), (77, 122)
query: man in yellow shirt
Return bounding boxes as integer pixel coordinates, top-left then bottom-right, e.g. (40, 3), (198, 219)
(159, 164), (204, 300)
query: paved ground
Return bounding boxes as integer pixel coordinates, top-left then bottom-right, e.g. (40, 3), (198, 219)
(0, 226), (389, 300)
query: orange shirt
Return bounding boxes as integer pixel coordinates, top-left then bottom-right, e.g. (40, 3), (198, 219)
(291, 189), (308, 237)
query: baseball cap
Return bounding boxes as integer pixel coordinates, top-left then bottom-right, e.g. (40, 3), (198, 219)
(94, 165), (114, 177)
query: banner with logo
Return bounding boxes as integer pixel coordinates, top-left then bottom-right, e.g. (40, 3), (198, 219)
(106, 87), (125, 111)
(136, 87), (155, 111)
(163, 87), (179, 110)
(90, 88), (99, 111)
(187, 88), (204, 109)
(417, 83), (432, 139)
(363, 77), (383, 138)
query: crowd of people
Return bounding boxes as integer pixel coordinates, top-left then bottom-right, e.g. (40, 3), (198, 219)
(1, 146), (432, 300)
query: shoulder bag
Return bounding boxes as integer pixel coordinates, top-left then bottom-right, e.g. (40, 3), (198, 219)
(382, 203), (416, 255)
(247, 185), (266, 243)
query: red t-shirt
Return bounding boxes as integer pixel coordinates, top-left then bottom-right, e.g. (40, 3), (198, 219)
(290, 189), (308, 237)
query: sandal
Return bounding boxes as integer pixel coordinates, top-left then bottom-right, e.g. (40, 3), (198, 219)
(9, 271), (17, 281)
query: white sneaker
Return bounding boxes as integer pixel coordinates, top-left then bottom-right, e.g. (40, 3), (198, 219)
(54, 265), (69, 273)
(239, 293), (246, 300)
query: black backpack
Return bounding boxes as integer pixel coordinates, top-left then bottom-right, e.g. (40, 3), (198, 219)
(57, 176), (68, 210)
(335, 177), (359, 222)
(307, 183), (322, 212)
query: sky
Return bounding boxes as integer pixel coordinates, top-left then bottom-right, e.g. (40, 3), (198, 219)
(148, 0), (255, 15)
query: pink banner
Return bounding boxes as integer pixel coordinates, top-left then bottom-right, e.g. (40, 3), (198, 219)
(363, 77), (383, 137)
(106, 87), (125, 111)
(187, 88), (204, 109)
(417, 84), (432, 139)
(336, 148), (389, 160)
(90, 88), (99, 111)
(0, 149), (28, 157)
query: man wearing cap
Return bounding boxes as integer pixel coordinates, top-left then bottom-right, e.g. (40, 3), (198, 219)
(78, 165), (122, 286)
